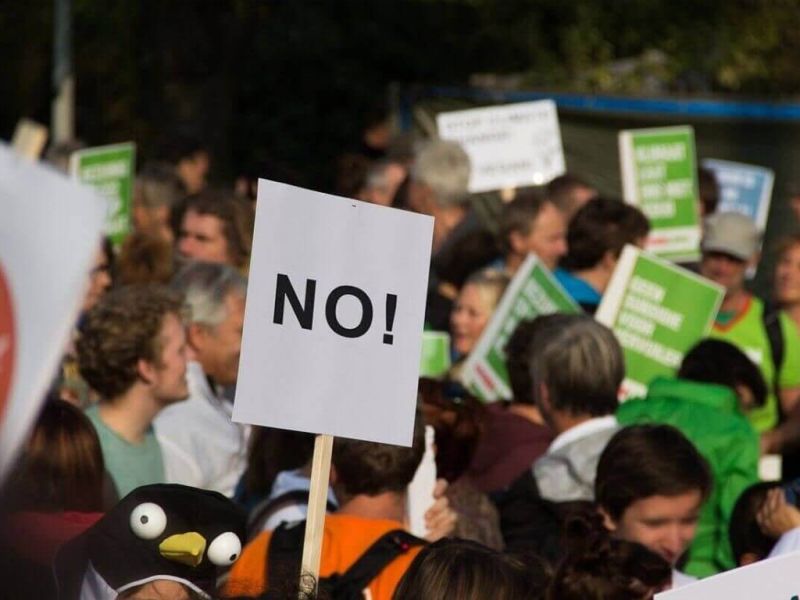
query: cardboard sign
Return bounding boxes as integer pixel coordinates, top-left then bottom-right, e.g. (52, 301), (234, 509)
(436, 100), (566, 193)
(596, 245), (723, 399)
(233, 180), (433, 446)
(461, 255), (579, 401)
(11, 119), (48, 160)
(0, 144), (105, 481)
(70, 142), (136, 246)
(619, 126), (701, 262)
(702, 158), (774, 233)
(656, 551), (800, 599)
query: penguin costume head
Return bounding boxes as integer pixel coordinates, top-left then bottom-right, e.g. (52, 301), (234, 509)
(54, 484), (246, 599)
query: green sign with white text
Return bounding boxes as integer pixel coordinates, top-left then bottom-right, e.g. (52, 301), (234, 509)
(461, 255), (579, 401)
(596, 245), (723, 399)
(70, 142), (135, 246)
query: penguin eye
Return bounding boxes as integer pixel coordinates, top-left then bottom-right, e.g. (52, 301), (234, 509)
(130, 503), (167, 540)
(207, 532), (242, 566)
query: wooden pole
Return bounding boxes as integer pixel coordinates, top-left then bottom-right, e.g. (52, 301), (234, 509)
(299, 433), (334, 595)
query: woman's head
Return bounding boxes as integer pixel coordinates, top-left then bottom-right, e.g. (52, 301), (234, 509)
(450, 269), (509, 356)
(774, 234), (800, 307)
(595, 425), (712, 566)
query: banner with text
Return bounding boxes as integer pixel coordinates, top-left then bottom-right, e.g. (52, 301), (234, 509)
(437, 100), (566, 193)
(619, 126), (701, 262)
(70, 142), (135, 246)
(461, 255), (579, 401)
(596, 245), (723, 399)
(233, 180), (433, 446)
(702, 158), (774, 233)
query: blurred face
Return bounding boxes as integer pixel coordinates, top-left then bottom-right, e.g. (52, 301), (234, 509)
(178, 210), (231, 265)
(513, 202), (568, 270)
(177, 151), (210, 195)
(151, 313), (190, 406)
(605, 491), (703, 567)
(117, 579), (192, 599)
(700, 251), (748, 296)
(775, 244), (800, 306)
(450, 283), (493, 356)
(82, 247), (112, 313)
(191, 292), (245, 385)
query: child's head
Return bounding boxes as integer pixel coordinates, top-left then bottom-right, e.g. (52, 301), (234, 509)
(729, 482), (782, 566)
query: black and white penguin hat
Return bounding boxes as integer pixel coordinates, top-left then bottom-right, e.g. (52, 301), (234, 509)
(55, 483), (246, 599)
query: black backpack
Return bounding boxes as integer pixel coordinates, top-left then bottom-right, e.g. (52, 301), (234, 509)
(266, 520), (425, 600)
(247, 490), (337, 541)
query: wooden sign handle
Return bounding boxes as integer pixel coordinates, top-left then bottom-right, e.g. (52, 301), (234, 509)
(299, 433), (334, 595)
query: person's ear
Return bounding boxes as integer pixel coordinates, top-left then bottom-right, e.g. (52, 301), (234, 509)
(187, 323), (209, 352)
(600, 249), (618, 273)
(137, 357), (157, 385)
(508, 230), (527, 256)
(536, 381), (550, 411)
(598, 506), (617, 533)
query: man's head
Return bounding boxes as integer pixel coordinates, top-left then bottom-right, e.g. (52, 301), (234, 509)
(176, 190), (254, 269)
(357, 159), (407, 207)
(172, 262), (247, 386)
(331, 415), (425, 502)
(596, 424), (712, 567)
(678, 339), (767, 412)
(408, 140), (471, 216)
(560, 198), (650, 290)
(77, 285), (189, 405)
(546, 173), (598, 221)
(527, 314), (623, 427)
(700, 212), (760, 297)
(498, 191), (567, 271)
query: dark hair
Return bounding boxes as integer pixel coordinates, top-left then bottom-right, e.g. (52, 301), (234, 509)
(504, 319), (537, 405)
(4, 399), (105, 512)
(560, 197), (650, 271)
(596, 425), (713, 522)
(697, 167), (720, 216)
(175, 189), (255, 269)
(159, 132), (208, 166)
(332, 415), (425, 497)
(497, 191), (549, 254)
(116, 231), (175, 286)
(679, 339), (767, 407)
(729, 482), (781, 565)
(393, 538), (545, 600)
(77, 285), (184, 399)
(546, 173), (596, 215)
(548, 513), (671, 600)
(242, 427), (316, 501)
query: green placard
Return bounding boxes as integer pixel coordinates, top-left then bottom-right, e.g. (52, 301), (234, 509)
(70, 142), (136, 246)
(461, 255), (580, 401)
(419, 331), (451, 379)
(619, 126), (700, 262)
(596, 245), (724, 398)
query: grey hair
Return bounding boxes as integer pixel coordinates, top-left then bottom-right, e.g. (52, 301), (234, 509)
(527, 314), (623, 417)
(411, 139), (471, 207)
(171, 261), (247, 327)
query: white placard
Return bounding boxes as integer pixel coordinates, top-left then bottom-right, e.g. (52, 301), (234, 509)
(656, 551), (800, 599)
(436, 100), (566, 193)
(0, 144), (105, 481)
(233, 180), (433, 446)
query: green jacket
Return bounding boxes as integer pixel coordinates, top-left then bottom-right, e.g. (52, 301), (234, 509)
(617, 377), (759, 578)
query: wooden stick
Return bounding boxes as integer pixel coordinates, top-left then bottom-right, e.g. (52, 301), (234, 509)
(11, 119), (48, 161)
(299, 433), (334, 595)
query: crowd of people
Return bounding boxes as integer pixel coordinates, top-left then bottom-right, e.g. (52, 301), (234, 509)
(4, 114), (800, 600)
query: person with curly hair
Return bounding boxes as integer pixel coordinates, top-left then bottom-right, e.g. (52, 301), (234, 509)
(76, 285), (190, 497)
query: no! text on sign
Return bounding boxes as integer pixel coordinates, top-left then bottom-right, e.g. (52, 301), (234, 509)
(232, 180), (434, 446)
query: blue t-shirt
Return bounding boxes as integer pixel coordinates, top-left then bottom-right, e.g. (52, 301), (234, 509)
(554, 268), (602, 313)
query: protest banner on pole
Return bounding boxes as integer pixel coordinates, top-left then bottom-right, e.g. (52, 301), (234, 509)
(596, 245), (724, 399)
(233, 179), (433, 590)
(11, 118), (48, 160)
(619, 126), (701, 262)
(655, 551), (800, 599)
(702, 158), (774, 233)
(436, 100), (566, 193)
(0, 144), (105, 482)
(70, 142), (136, 247)
(461, 255), (579, 401)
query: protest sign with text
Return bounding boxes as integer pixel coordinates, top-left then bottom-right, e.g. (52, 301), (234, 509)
(596, 245), (723, 399)
(655, 551), (800, 599)
(702, 158), (774, 233)
(437, 100), (566, 193)
(233, 179), (433, 446)
(0, 144), (105, 481)
(70, 142), (135, 246)
(461, 255), (579, 401)
(619, 126), (701, 262)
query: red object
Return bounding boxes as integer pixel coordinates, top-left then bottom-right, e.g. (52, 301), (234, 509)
(3, 511), (103, 566)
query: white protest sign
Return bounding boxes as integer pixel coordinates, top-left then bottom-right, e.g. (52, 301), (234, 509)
(233, 180), (433, 446)
(437, 100), (566, 193)
(655, 551), (800, 599)
(0, 144), (105, 481)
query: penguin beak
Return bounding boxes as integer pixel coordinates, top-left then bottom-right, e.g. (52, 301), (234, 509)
(159, 532), (207, 567)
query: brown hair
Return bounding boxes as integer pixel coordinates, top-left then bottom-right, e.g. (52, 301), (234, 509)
(498, 191), (550, 254)
(116, 232), (175, 286)
(5, 400), (105, 512)
(76, 285), (184, 400)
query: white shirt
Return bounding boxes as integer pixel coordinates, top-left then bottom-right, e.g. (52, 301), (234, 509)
(768, 526), (800, 558)
(547, 415), (618, 454)
(155, 361), (249, 497)
(672, 569), (697, 588)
